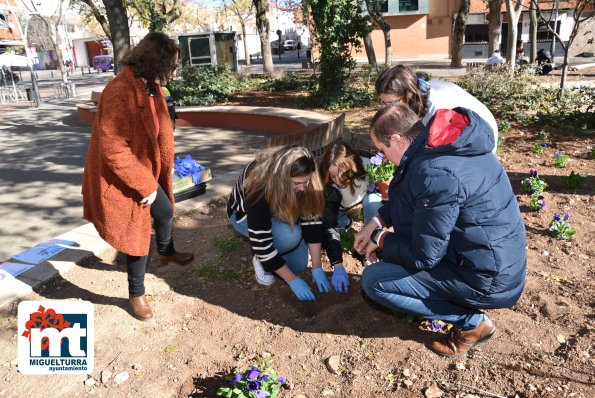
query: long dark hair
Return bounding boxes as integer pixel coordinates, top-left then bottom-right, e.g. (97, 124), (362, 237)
(319, 142), (366, 195)
(121, 32), (181, 88)
(375, 64), (431, 118)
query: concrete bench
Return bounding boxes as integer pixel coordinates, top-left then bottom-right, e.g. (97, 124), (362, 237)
(76, 104), (344, 155)
(301, 61), (319, 72)
(466, 62), (485, 71)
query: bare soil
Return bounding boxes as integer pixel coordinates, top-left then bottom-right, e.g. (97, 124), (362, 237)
(1, 89), (594, 398)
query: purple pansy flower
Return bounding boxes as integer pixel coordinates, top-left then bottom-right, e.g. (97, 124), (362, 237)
(564, 213), (570, 221)
(246, 380), (261, 391)
(370, 152), (385, 165)
(259, 373), (270, 381)
(254, 390), (270, 398)
(277, 376), (286, 384)
(247, 369), (260, 380)
(232, 372), (242, 384)
(530, 169), (537, 177)
(429, 320), (442, 332)
(541, 142), (548, 147)
(553, 213), (561, 222)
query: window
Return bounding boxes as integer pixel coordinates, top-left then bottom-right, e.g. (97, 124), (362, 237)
(537, 21), (560, 41)
(0, 12), (7, 28)
(399, 0), (418, 12)
(370, 0), (388, 13)
(464, 24), (489, 43)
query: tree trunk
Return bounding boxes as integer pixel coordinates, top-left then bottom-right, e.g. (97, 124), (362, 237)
(55, 0), (68, 84)
(559, 51), (569, 99)
(487, 0), (502, 55)
(241, 21), (250, 66)
(451, 0), (470, 68)
(505, 0), (525, 68)
(363, 31), (377, 69)
(529, 1), (537, 63)
(103, 0), (130, 74)
(383, 27), (391, 66)
(253, 0), (273, 74)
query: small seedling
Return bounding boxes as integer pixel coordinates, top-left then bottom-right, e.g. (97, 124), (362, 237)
(564, 171), (585, 189)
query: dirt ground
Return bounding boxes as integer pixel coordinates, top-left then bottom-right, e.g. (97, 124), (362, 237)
(1, 83), (594, 398)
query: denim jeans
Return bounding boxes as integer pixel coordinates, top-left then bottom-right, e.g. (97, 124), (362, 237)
(229, 212), (308, 274)
(362, 192), (383, 225)
(362, 261), (485, 329)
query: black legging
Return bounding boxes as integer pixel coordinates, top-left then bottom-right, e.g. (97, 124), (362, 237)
(127, 185), (175, 297)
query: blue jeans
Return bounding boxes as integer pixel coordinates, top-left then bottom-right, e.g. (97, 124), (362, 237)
(229, 212), (308, 274)
(362, 192), (383, 225)
(362, 262), (485, 329)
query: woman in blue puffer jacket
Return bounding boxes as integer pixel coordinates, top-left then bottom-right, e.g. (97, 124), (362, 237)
(355, 103), (526, 358)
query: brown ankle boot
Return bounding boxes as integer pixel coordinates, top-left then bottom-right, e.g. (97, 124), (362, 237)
(430, 316), (496, 357)
(129, 295), (154, 321)
(157, 251), (194, 266)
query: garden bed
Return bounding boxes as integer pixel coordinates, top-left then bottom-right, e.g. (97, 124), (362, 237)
(0, 93), (593, 398)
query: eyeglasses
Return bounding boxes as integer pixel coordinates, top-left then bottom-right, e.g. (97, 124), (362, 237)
(292, 180), (311, 189)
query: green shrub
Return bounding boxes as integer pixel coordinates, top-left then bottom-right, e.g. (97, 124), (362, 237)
(457, 67), (542, 122)
(306, 84), (373, 110)
(168, 65), (256, 106)
(260, 72), (315, 92)
(456, 67), (594, 130)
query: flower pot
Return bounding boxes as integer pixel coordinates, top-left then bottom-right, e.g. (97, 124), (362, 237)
(375, 180), (391, 201)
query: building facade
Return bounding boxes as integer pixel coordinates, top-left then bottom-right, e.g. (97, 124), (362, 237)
(0, 0), (24, 55)
(360, 0), (591, 61)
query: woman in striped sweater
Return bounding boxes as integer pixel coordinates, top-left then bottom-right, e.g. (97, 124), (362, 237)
(227, 146), (330, 301)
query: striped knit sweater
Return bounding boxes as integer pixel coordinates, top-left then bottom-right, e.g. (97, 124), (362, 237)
(227, 162), (324, 273)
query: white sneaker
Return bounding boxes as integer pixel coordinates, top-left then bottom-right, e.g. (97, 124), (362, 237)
(252, 256), (275, 286)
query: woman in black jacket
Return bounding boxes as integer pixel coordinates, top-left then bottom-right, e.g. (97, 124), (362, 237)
(319, 142), (384, 292)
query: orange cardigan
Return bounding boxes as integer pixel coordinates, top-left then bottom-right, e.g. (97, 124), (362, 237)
(82, 67), (175, 256)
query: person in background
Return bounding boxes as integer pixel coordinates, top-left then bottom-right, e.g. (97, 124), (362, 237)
(486, 49), (505, 65)
(318, 142), (384, 292)
(82, 32), (194, 321)
(375, 64), (499, 153)
(355, 103), (526, 357)
(227, 145), (331, 301)
(536, 49), (554, 76)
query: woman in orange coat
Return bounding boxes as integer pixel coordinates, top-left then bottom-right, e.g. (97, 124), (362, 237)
(82, 32), (193, 321)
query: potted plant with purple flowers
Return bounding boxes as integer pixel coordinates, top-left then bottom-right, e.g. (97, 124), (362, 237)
(364, 152), (395, 201)
(217, 359), (286, 398)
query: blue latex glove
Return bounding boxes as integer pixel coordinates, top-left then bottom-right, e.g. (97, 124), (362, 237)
(311, 267), (331, 293)
(331, 265), (349, 293)
(288, 277), (315, 301)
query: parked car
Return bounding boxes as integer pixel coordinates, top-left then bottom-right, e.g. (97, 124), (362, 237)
(93, 55), (114, 72)
(283, 40), (296, 51)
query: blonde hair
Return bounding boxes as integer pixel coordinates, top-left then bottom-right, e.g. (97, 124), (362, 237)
(244, 146), (325, 225)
